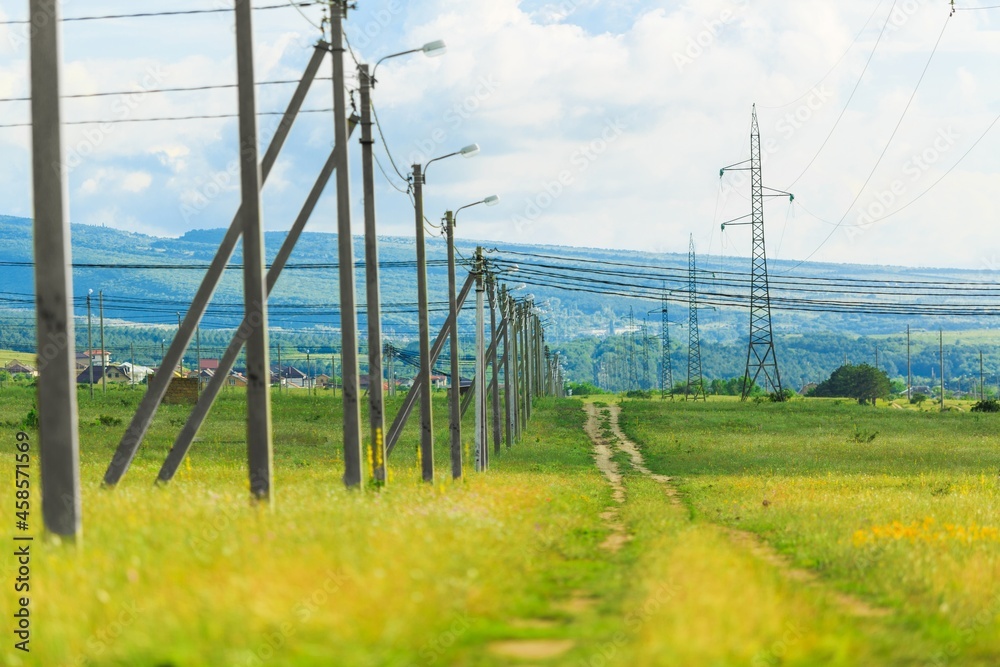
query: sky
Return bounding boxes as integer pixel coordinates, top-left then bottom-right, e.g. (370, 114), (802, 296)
(0, 0), (998, 270)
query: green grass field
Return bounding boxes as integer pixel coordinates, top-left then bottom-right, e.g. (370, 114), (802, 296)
(0, 349), (35, 368)
(1, 388), (999, 665)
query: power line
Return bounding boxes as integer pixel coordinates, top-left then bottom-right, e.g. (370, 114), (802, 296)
(371, 102), (410, 182)
(782, 14), (952, 272)
(783, 0), (900, 189)
(0, 108), (336, 129)
(0, 2), (320, 26)
(758, 0), (889, 110)
(285, 0), (325, 32)
(0, 77), (334, 104)
(0, 259), (450, 271)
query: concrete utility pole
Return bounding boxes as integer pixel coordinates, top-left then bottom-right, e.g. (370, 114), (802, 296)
(487, 276), (501, 454)
(907, 325), (911, 402)
(444, 210), (462, 479)
(176, 312), (183, 376)
(940, 329), (945, 412)
(412, 163), (435, 482)
(358, 62), (386, 486)
(30, 0), (81, 539)
(103, 42), (328, 487)
(475, 247), (486, 471)
(524, 302), (533, 421)
(980, 350), (985, 402)
(508, 297), (520, 442)
(87, 290), (94, 398)
(99, 291), (106, 394)
(502, 287), (513, 449)
(235, 0), (274, 501)
(196, 326), (202, 392)
(384, 274), (475, 457)
(330, 2), (364, 488)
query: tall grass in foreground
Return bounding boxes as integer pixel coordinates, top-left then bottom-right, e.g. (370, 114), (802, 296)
(0, 393), (627, 666)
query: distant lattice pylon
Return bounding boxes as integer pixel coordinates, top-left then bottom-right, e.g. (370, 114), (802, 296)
(686, 235), (706, 401)
(720, 105), (792, 401)
(661, 287), (673, 399)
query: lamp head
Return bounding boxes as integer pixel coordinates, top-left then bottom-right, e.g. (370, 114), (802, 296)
(421, 40), (447, 57)
(460, 143), (480, 157)
(483, 194), (500, 206)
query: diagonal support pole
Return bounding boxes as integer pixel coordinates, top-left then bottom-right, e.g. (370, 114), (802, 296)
(156, 129), (355, 484)
(102, 42), (328, 487)
(385, 273), (475, 457)
(461, 317), (508, 418)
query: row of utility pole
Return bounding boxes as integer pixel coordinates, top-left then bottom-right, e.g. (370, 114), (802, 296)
(27, 0), (557, 540)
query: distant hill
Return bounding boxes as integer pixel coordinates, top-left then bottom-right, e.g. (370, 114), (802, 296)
(2, 214), (999, 389)
(1, 214), (996, 336)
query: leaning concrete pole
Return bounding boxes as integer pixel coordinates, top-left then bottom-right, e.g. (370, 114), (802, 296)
(30, 0), (81, 539)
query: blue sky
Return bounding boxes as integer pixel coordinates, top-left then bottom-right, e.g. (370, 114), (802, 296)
(1, 0), (999, 269)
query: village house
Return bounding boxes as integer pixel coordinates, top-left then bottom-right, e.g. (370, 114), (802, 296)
(273, 365), (308, 388)
(226, 371), (249, 388)
(76, 364), (131, 385)
(5, 359), (37, 377)
(118, 362), (154, 384)
(83, 349), (112, 366)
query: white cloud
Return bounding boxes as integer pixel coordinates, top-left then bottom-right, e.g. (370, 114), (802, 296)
(1, 1), (998, 267)
(121, 171), (152, 193)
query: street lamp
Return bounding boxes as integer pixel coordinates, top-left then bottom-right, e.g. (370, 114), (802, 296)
(411, 145), (481, 483)
(357, 37), (445, 487)
(442, 194), (500, 479)
(371, 40), (447, 83)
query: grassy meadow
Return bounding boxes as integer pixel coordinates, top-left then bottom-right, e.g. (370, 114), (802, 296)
(620, 397), (1000, 665)
(0, 386), (999, 665)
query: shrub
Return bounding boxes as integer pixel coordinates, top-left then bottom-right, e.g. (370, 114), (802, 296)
(567, 382), (604, 396)
(769, 389), (795, 402)
(624, 389), (652, 399)
(909, 393), (928, 405)
(21, 407), (38, 430)
(97, 414), (123, 427)
(971, 399), (1000, 413)
(850, 425), (878, 444)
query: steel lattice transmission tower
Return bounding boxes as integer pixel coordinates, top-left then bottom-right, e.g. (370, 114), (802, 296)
(686, 235), (706, 401)
(660, 288), (673, 399)
(721, 105), (792, 401)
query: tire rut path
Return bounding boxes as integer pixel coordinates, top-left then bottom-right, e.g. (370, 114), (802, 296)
(594, 402), (892, 620)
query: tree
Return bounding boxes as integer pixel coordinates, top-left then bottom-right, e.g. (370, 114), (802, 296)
(810, 363), (891, 405)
